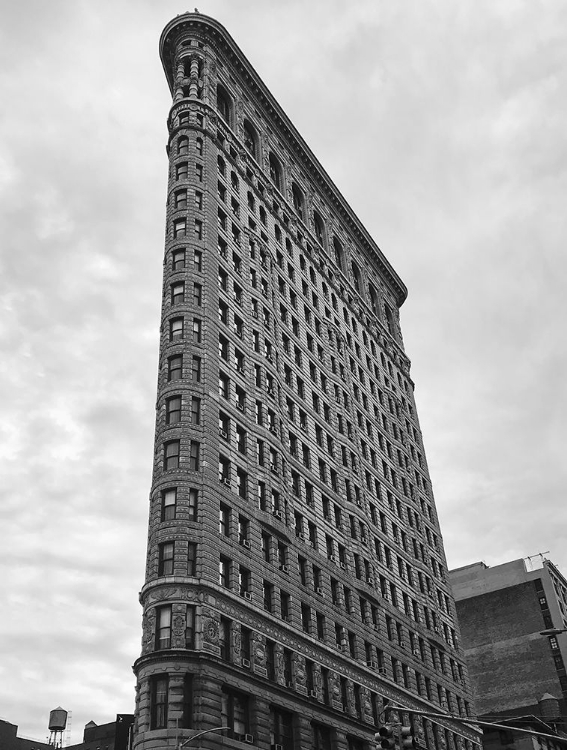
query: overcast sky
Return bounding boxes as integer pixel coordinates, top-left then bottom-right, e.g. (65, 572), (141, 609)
(1, 0), (566, 743)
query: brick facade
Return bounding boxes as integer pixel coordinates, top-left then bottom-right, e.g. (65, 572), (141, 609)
(451, 559), (567, 723)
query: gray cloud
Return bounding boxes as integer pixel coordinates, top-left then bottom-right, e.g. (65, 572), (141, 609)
(1, 0), (566, 741)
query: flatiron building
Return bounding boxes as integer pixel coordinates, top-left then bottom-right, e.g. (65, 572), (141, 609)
(132, 12), (481, 750)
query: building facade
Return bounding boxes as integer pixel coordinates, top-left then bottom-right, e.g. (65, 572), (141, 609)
(0, 720), (51, 750)
(450, 558), (567, 725)
(67, 715), (134, 750)
(132, 12), (481, 750)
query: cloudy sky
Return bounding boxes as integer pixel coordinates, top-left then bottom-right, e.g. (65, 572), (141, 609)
(1, 0), (566, 743)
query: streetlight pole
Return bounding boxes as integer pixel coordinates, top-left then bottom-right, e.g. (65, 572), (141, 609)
(178, 726), (230, 748)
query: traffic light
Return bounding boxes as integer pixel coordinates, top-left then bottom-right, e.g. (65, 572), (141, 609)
(399, 726), (417, 750)
(376, 724), (397, 750)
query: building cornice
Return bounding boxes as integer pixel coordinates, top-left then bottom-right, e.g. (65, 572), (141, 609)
(160, 13), (408, 307)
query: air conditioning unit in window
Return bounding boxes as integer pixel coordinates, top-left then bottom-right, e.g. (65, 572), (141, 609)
(273, 510), (282, 520)
(366, 577), (374, 585)
(340, 562), (347, 570)
(413, 648), (421, 657)
(244, 734), (254, 744)
(243, 591), (252, 601)
(378, 667), (387, 675)
(272, 745), (284, 750)
(219, 428), (228, 438)
(367, 661), (378, 670)
(399, 641), (406, 649)
(280, 564), (289, 573)
(242, 658), (251, 668)
(221, 478), (230, 487)
(309, 690), (318, 699)
(236, 401), (245, 411)
(239, 538), (251, 549)
(316, 587), (324, 595)
(236, 365), (244, 374)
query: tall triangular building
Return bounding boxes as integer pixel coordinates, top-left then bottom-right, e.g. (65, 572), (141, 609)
(132, 13), (481, 750)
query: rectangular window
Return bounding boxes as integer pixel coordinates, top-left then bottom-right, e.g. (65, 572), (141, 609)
(169, 317), (184, 341)
(161, 488), (176, 521)
(237, 467), (248, 499)
(166, 396), (181, 425)
(189, 440), (200, 471)
(190, 396), (201, 425)
(185, 606), (195, 649)
(173, 218), (186, 238)
(164, 440), (180, 470)
(174, 189), (187, 209)
(168, 355), (182, 381)
(221, 688), (249, 739)
(219, 617), (231, 661)
(150, 676), (169, 729)
(188, 487), (198, 521)
(219, 555), (231, 587)
(270, 707), (294, 750)
(158, 542), (174, 576)
(156, 605), (172, 649)
(191, 355), (201, 382)
(263, 580), (274, 612)
(176, 162), (188, 180)
(193, 248), (202, 272)
(219, 503), (231, 536)
(219, 455), (230, 485)
(192, 318), (202, 343)
(171, 282), (184, 305)
(187, 542), (197, 576)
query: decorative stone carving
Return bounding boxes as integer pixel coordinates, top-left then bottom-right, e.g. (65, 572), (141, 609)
(232, 624), (241, 657)
(203, 616), (219, 645)
(294, 655), (306, 688)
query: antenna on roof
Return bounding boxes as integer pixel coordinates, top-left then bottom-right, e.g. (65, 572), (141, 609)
(524, 552), (550, 571)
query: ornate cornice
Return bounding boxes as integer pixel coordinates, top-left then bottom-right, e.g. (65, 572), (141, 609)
(159, 13), (408, 307)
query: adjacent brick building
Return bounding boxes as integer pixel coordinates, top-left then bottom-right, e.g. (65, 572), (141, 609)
(132, 12), (482, 750)
(67, 715), (134, 750)
(450, 557), (567, 724)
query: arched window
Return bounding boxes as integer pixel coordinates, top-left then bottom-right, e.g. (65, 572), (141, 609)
(313, 211), (326, 248)
(243, 119), (258, 160)
(177, 136), (189, 155)
(269, 152), (282, 191)
(291, 182), (304, 220)
(351, 261), (362, 293)
(333, 237), (344, 271)
(368, 283), (379, 315)
(216, 84), (232, 126)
